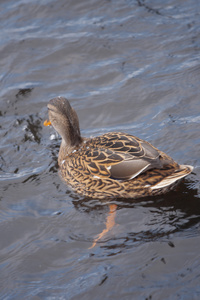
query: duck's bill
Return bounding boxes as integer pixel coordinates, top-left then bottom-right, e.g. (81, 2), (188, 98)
(44, 120), (51, 126)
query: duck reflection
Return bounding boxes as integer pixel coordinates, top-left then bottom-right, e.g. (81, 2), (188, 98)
(71, 179), (200, 249)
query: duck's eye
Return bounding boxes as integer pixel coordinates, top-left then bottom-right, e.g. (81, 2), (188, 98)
(48, 107), (56, 112)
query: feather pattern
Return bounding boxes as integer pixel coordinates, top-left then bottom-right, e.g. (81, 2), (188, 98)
(45, 97), (193, 199)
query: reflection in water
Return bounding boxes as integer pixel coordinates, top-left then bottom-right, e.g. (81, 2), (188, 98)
(16, 88), (34, 99)
(71, 179), (200, 250)
(22, 114), (43, 144)
(89, 204), (117, 249)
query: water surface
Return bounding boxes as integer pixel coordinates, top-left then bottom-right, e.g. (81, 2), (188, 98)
(1, 0), (200, 299)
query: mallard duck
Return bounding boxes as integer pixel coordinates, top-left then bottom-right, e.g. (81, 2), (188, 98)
(44, 96), (193, 199)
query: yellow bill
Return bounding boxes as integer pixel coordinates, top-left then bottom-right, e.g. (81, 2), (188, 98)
(44, 120), (51, 126)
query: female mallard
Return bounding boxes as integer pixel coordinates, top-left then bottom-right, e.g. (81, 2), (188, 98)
(44, 97), (193, 199)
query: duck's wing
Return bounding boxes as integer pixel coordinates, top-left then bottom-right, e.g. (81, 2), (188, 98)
(82, 132), (171, 180)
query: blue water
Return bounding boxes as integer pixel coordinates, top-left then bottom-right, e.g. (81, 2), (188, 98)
(1, 0), (200, 299)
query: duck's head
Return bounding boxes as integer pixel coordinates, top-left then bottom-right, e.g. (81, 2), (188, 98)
(44, 97), (82, 147)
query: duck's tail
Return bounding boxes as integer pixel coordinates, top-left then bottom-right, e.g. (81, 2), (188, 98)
(151, 165), (193, 191)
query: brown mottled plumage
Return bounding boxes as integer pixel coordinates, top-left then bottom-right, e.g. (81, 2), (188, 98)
(44, 97), (193, 199)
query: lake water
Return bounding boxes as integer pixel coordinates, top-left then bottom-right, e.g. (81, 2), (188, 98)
(1, 0), (200, 299)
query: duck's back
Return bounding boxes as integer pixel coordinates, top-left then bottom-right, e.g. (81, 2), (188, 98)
(58, 132), (193, 199)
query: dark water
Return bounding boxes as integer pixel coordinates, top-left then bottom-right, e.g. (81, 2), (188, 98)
(1, 0), (200, 299)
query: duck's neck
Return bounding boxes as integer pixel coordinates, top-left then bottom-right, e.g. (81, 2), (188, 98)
(58, 137), (82, 167)
(61, 108), (82, 148)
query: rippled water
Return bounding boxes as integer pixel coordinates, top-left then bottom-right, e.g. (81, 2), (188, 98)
(1, 0), (200, 299)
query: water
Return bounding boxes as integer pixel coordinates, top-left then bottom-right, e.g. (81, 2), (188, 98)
(1, 0), (200, 299)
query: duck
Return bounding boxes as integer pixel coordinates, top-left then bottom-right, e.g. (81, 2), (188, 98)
(44, 96), (193, 199)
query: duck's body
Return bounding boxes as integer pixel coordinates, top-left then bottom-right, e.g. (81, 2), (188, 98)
(45, 97), (193, 199)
